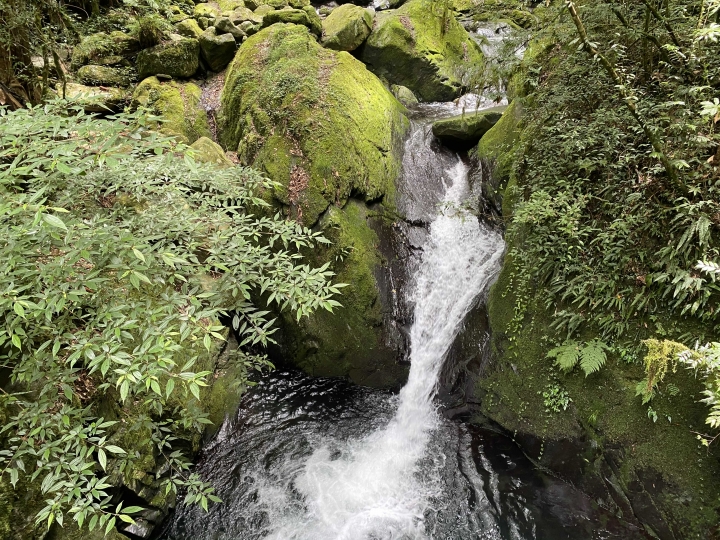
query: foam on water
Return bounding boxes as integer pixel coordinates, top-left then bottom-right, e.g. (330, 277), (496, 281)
(259, 160), (504, 540)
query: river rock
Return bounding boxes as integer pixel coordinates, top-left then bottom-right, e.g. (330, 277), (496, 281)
(254, 4), (275, 17)
(431, 105), (506, 149)
(175, 18), (204, 38)
(190, 137), (234, 167)
(58, 82), (128, 112)
(193, 2), (221, 18)
(219, 23), (409, 386)
(76, 64), (133, 87)
(261, 7), (322, 36)
(71, 31), (139, 69)
(132, 77), (211, 143)
(218, 0), (245, 9)
(391, 84), (418, 107)
(357, 0), (484, 102)
(229, 6), (262, 24)
(136, 36), (199, 79)
(199, 27), (237, 71)
(215, 17), (247, 41)
(321, 4), (373, 51)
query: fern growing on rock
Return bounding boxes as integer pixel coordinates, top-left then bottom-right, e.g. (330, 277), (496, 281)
(547, 339), (609, 376)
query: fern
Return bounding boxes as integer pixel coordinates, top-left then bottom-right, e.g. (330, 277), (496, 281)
(579, 340), (609, 376)
(547, 340), (609, 376)
(547, 341), (581, 372)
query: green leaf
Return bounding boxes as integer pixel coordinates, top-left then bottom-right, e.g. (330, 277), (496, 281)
(98, 448), (107, 470)
(42, 213), (68, 231)
(105, 445), (126, 455)
(165, 378), (175, 399)
(132, 248), (146, 263)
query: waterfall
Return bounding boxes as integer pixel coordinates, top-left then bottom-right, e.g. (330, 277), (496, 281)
(261, 159), (504, 540)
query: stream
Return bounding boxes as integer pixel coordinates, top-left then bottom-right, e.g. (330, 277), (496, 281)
(159, 100), (647, 540)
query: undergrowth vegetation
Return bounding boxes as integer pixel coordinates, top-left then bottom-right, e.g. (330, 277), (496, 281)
(502, 0), (720, 438)
(0, 102), (342, 531)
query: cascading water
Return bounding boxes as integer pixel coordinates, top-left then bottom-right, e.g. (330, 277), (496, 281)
(160, 103), (647, 540)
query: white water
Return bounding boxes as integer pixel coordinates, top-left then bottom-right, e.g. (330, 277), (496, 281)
(263, 160), (504, 540)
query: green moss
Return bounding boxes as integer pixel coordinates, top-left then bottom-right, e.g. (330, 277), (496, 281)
(321, 4), (373, 52)
(136, 37), (200, 79)
(132, 77), (211, 144)
(261, 8), (321, 36)
(189, 136), (233, 167)
(431, 105), (505, 148)
(71, 31), (139, 70)
(219, 24), (408, 225)
(474, 99), (523, 207)
(358, 0), (484, 102)
(218, 0), (245, 9)
(278, 200), (408, 387)
(76, 65), (133, 87)
(194, 2), (221, 18)
(480, 232), (720, 537)
(175, 18), (204, 38)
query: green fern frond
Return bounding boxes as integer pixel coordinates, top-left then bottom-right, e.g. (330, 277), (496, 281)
(579, 340), (609, 377)
(547, 341), (581, 372)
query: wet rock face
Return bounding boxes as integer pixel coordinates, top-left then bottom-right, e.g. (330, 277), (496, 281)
(357, 0), (484, 102)
(431, 105), (506, 150)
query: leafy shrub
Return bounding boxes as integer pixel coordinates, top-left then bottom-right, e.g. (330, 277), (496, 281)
(0, 101), (341, 531)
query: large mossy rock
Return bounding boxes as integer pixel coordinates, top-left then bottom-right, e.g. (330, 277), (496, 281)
(77, 65), (133, 87)
(276, 201), (409, 387)
(219, 23), (408, 225)
(431, 104), (505, 149)
(71, 31), (139, 69)
(199, 27), (237, 71)
(136, 36), (199, 79)
(132, 77), (211, 144)
(261, 7), (322, 36)
(219, 24), (409, 386)
(58, 83), (128, 112)
(474, 99), (523, 215)
(321, 4), (373, 52)
(190, 136), (233, 167)
(357, 0), (483, 102)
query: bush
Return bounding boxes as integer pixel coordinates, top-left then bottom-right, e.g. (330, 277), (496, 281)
(0, 101), (342, 531)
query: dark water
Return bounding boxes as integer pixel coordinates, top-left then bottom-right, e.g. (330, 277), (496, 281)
(160, 371), (646, 540)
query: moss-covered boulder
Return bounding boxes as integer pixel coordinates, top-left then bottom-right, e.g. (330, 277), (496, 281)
(132, 77), (211, 143)
(136, 36), (199, 79)
(321, 4), (373, 52)
(254, 4), (275, 17)
(275, 201), (409, 387)
(215, 17), (247, 41)
(58, 82), (128, 113)
(261, 7), (322, 36)
(474, 99), (523, 215)
(194, 2), (221, 18)
(175, 18), (204, 38)
(199, 27), (237, 71)
(219, 23), (408, 225)
(189, 136), (234, 167)
(391, 84), (418, 107)
(431, 105), (505, 149)
(229, 6), (262, 24)
(76, 65), (133, 87)
(357, 0), (484, 102)
(71, 31), (139, 69)
(218, 0), (245, 9)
